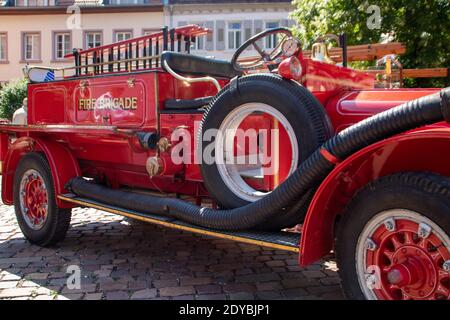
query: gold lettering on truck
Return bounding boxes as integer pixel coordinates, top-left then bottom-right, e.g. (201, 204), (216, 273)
(78, 97), (139, 111)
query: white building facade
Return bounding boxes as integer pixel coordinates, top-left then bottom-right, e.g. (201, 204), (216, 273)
(165, 0), (294, 60)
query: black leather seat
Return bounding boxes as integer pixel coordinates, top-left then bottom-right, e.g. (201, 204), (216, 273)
(161, 51), (242, 79)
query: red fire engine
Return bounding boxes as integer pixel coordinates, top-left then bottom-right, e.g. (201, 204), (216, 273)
(0, 26), (449, 300)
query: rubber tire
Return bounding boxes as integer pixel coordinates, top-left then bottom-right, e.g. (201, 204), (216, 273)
(336, 172), (450, 300)
(199, 74), (333, 220)
(13, 153), (72, 247)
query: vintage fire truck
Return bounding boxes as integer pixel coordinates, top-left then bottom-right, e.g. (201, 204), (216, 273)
(0, 26), (449, 300)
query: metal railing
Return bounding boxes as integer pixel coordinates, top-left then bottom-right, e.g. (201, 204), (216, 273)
(57, 25), (209, 79)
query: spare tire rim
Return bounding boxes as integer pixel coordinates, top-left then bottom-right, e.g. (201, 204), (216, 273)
(19, 169), (48, 230)
(215, 102), (299, 203)
(356, 209), (450, 300)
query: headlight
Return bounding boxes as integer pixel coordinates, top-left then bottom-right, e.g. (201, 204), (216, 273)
(278, 56), (303, 80)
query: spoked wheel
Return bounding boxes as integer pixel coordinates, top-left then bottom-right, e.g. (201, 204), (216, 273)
(337, 173), (450, 300)
(199, 74), (333, 229)
(357, 209), (450, 300)
(14, 153), (72, 246)
(19, 169), (49, 230)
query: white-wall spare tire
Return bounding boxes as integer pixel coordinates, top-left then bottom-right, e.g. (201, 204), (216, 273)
(199, 74), (333, 229)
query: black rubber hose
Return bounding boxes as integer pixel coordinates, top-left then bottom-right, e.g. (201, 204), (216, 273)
(68, 88), (450, 230)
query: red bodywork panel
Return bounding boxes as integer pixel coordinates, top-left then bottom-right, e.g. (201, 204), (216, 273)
(300, 58), (375, 105)
(326, 88), (441, 132)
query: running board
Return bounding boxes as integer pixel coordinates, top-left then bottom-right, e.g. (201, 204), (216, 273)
(58, 194), (301, 253)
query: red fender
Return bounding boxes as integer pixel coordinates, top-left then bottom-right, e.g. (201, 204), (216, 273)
(1, 136), (80, 208)
(299, 126), (450, 266)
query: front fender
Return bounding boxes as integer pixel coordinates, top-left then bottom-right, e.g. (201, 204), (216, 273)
(300, 127), (450, 266)
(2, 136), (80, 208)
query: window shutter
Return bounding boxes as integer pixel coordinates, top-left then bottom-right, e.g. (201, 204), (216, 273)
(216, 20), (225, 51)
(205, 21), (214, 51)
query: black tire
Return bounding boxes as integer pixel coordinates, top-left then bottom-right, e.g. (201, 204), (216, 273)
(336, 173), (450, 300)
(199, 74), (333, 227)
(13, 153), (72, 246)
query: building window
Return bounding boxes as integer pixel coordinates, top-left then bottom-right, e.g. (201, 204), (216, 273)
(23, 32), (40, 61)
(54, 32), (71, 60)
(265, 21), (280, 49)
(115, 31), (133, 42)
(194, 36), (205, 51)
(0, 33), (7, 62)
(85, 32), (102, 49)
(15, 0), (53, 6)
(227, 22), (242, 50)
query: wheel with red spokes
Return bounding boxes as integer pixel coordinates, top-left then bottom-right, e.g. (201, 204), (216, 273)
(336, 173), (450, 300)
(19, 169), (49, 230)
(13, 153), (72, 246)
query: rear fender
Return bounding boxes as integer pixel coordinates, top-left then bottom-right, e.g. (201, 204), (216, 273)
(300, 127), (450, 266)
(2, 136), (80, 208)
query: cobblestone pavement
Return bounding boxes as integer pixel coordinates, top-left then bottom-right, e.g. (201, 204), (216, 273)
(0, 202), (344, 300)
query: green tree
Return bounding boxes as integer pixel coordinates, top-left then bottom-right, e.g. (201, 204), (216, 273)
(0, 78), (28, 120)
(291, 0), (450, 87)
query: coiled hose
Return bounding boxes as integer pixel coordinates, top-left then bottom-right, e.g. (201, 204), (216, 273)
(68, 88), (450, 230)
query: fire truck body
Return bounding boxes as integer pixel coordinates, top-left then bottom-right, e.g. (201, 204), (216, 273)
(0, 26), (449, 300)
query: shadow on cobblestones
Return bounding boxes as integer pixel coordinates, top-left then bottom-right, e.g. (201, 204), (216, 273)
(0, 205), (344, 300)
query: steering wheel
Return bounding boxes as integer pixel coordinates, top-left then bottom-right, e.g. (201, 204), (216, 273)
(231, 27), (293, 73)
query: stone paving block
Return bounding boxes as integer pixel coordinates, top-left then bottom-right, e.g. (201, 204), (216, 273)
(196, 294), (227, 300)
(302, 270), (326, 279)
(130, 288), (158, 300)
(228, 292), (254, 300)
(172, 294), (195, 300)
(25, 273), (49, 281)
(159, 286), (195, 297)
(106, 291), (130, 300)
(256, 281), (283, 292)
(195, 284), (222, 295)
(153, 279), (178, 288)
(84, 293), (104, 300)
(0, 287), (38, 298)
(256, 291), (283, 300)
(179, 277), (212, 286)
(223, 283), (256, 293)
(0, 281), (18, 289)
(235, 273), (280, 283)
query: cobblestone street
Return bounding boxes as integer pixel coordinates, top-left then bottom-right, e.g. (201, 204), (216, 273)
(0, 201), (344, 300)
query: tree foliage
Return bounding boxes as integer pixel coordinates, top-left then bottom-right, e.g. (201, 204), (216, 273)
(290, 0), (450, 87)
(0, 78), (28, 120)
